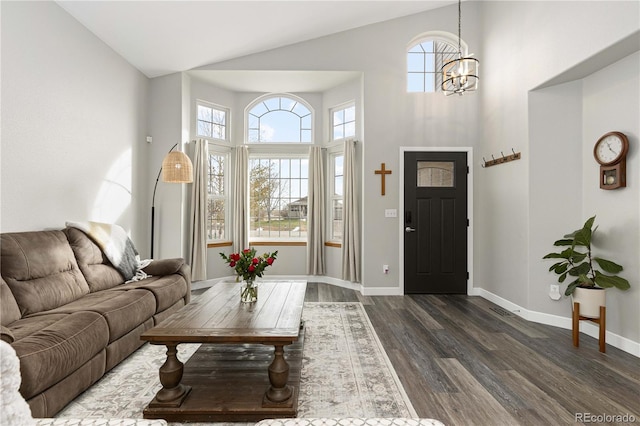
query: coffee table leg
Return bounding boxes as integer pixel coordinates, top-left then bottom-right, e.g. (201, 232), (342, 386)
(151, 343), (191, 407)
(264, 344), (293, 405)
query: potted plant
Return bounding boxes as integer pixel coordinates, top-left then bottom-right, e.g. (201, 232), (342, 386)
(543, 215), (630, 318)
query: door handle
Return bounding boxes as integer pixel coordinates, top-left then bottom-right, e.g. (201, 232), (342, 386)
(405, 226), (416, 233)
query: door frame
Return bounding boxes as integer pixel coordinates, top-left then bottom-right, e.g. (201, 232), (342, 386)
(399, 146), (475, 295)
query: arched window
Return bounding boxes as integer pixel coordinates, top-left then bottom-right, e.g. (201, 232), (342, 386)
(246, 94), (313, 143)
(407, 32), (463, 93)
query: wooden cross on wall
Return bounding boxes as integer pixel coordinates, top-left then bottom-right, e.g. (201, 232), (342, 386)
(374, 163), (392, 196)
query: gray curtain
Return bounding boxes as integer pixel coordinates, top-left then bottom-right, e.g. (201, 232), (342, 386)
(342, 140), (360, 282)
(189, 139), (208, 281)
(232, 146), (249, 252)
(307, 146), (325, 274)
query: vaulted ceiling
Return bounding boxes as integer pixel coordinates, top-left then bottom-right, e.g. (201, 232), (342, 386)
(56, 1), (455, 78)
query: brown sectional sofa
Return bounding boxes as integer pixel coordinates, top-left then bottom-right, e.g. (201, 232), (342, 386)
(0, 228), (191, 418)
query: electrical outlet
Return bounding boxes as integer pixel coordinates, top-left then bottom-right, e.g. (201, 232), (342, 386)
(383, 264), (389, 274)
(549, 284), (561, 300)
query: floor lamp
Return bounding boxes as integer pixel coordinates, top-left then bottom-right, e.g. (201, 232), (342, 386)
(151, 143), (193, 258)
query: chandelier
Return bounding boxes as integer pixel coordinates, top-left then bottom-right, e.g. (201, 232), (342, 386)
(441, 0), (479, 96)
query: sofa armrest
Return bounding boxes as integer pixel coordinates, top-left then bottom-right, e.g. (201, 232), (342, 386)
(1, 325), (14, 343)
(142, 258), (184, 276)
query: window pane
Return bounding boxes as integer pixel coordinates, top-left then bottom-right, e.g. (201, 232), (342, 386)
(301, 129), (312, 143)
(212, 109), (225, 125)
(335, 176), (343, 196)
(198, 121), (212, 137)
(407, 52), (424, 72)
(212, 124), (224, 139)
(301, 115), (311, 130)
(333, 125), (344, 140)
(417, 161), (454, 187)
(407, 73), (424, 92)
(421, 40), (434, 53)
(292, 103), (310, 117)
(344, 122), (355, 138)
(344, 106), (355, 122)
(425, 73), (436, 92)
(264, 97), (280, 111)
(332, 199), (343, 240)
(250, 102), (268, 117)
(334, 110), (344, 125)
(207, 198), (225, 241)
(198, 105), (212, 121)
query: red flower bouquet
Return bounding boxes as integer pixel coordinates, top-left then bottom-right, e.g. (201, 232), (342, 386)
(219, 248), (278, 282)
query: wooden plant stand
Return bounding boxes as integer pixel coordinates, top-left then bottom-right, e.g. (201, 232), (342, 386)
(572, 302), (606, 353)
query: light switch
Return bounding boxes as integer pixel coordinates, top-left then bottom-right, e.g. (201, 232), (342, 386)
(385, 209), (397, 218)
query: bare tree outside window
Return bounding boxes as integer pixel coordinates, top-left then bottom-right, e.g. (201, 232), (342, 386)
(249, 157), (308, 239)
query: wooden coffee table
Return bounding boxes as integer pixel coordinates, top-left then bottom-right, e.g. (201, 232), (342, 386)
(141, 280), (307, 422)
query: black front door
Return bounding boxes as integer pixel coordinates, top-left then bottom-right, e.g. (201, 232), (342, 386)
(404, 151), (468, 294)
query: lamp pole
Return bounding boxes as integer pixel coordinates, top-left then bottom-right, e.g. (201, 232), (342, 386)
(151, 143), (179, 258)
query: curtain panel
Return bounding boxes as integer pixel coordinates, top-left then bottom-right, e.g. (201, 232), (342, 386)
(307, 146), (325, 274)
(342, 140), (361, 282)
(232, 146), (249, 252)
(189, 139), (208, 281)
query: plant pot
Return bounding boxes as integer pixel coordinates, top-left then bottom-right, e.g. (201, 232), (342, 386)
(240, 280), (258, 303)
(571, 286), (605, 319)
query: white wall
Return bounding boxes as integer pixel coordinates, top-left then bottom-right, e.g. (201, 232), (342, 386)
(479, 1), (639, 348)
(147, 73), (187, 259)
(197, 2), (482, 290)
(1, 1), (149, 245)
(581, 52), (639, 343)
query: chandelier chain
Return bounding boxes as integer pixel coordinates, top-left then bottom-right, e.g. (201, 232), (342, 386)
(457, 0), (462, 56)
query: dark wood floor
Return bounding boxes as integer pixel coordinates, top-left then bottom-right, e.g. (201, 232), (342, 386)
(303, 282), (640, 425)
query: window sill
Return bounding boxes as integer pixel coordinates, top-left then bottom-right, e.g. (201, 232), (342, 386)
(207, 241), (232, 248)
(250, 241), (307, 247)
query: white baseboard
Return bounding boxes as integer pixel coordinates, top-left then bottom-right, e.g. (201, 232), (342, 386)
(474, 288), (640, 358)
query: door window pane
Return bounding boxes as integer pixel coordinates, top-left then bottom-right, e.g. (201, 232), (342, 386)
(417, 161), (454, 187)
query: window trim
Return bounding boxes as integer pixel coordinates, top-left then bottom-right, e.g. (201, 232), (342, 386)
(196, 100), (230, 143)
(244, 93), (314, 144)
(330, 101), (356, 143)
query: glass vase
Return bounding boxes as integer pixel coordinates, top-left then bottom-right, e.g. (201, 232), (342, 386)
(240, 279), (258, 303)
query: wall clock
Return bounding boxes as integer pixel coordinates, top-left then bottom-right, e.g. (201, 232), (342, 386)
(593, 131), (628, 190)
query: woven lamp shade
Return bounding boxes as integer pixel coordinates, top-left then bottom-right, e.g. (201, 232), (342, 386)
(162, 151), (193, 183)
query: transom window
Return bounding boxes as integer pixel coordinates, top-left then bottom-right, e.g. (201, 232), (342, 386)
(331, 103), (355, 141)
(247, 95), (313, 143)
(249, 156), (309, 240)
(197, 101), (228, 140)
(407, 36), (459, 93)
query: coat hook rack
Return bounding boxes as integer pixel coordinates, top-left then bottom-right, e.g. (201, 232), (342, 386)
(482, 148), (521, 168)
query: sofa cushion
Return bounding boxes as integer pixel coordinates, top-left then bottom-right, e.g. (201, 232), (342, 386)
(63, 227), (124, 292)
(115, 274), (188, 312)
(1, 231), (90, 316)
(1, 277), (22, 325)
(11, 311), (109, 399)
(30, 289), (156, 343)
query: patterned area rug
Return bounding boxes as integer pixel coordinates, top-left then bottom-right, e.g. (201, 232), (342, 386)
(57, 302), (416, 425)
